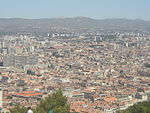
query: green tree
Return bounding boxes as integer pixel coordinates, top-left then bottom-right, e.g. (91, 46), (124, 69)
(36, 89), (70, 113)
(10, 104), (27, 113)
(33, 107), (47, 113)
(6, 96), (13, 99)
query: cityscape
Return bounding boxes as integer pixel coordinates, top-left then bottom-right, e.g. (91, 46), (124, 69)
(0, 28), (150, 113)
(0, 0), (150, 113)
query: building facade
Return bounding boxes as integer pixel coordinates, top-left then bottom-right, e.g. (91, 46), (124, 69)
(3, 55), (38, 68)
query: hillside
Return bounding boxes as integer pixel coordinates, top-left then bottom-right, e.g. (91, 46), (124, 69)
(0, 17), (150, 34)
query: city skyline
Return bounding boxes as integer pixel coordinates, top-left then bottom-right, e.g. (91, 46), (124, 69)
(0, 0), (150, 20)
(1, 0), (150, 113)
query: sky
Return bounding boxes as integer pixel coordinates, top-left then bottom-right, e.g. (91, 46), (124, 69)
(0, 0), (150, 20)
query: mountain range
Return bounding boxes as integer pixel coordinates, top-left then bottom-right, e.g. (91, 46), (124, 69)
(0, 17), (150, 34)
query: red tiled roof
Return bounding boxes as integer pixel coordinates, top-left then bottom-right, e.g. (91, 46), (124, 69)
(104, 97), (117, 102)
(13, 91), (44, 97)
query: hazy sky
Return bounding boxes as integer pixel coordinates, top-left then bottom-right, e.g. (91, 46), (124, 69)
(0, 0), (149, 20)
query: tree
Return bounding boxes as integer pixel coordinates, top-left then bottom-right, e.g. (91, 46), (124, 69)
(33, 107), (47, 113)
(36, 89), (70, 113)
(10, 104), (27, 113)
(6, 96), (12, 99)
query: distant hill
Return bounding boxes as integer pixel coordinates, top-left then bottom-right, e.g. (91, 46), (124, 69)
(0, 17), (150, 34)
